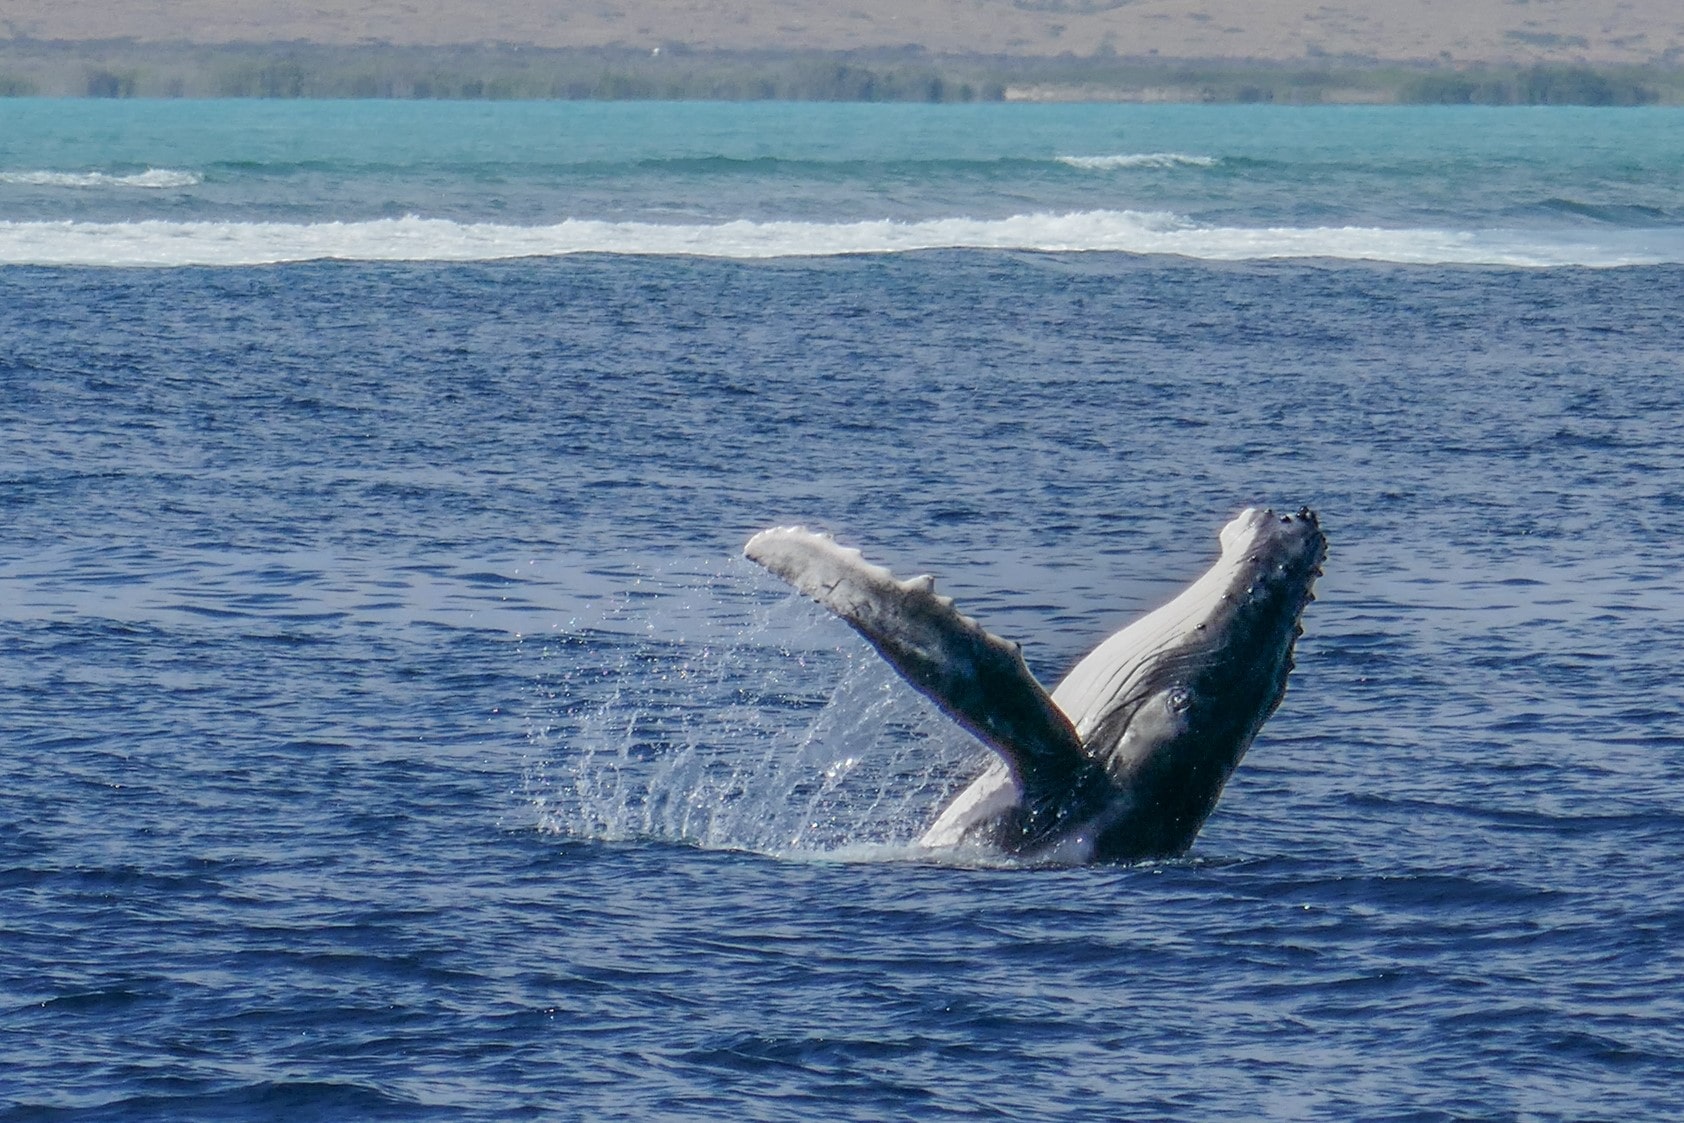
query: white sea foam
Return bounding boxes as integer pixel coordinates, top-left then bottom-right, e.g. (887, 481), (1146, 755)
(1056, 153), (1220, 170)
(0, 211), (1675, 268)
(0, 168), (203, 190)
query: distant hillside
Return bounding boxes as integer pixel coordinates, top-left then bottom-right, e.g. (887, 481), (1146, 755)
(2, 0), (1681, 103)
(3, 0), (1682, 66)
(1, 40), (1676, 105)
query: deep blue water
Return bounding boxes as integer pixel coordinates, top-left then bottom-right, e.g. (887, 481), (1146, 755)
(4, 103), (1684, 1119)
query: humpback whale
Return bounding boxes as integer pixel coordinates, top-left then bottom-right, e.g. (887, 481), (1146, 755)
(745, 508), (1325, 865)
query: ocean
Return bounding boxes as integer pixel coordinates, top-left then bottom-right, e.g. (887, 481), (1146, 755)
(2, 100), (1682, 1119)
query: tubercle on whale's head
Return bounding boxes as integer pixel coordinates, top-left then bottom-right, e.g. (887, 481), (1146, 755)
(1210, 506), (1327, 649)
(1182, 504), (1322, 717)
(1202, 505), (1326, 696)
(1220, 506), (1326, 582)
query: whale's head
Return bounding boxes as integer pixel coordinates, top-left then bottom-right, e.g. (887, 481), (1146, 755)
(1049, 507), (1326, 859)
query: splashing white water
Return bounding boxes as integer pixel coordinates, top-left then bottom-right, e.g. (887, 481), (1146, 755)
(520, 565), (983, 858)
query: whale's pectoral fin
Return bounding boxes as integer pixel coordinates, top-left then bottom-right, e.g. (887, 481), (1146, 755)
(745, 527), (1089, 806)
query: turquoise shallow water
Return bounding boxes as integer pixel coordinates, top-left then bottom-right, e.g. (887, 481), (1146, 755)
(3, 103), (1684, 1119)
(1, 101), (1682, 260)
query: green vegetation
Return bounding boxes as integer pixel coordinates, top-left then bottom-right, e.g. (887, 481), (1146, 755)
(976, 54), (1683, 104)
(0, 39), (1679, 104)
(1400, 65), (1661, 106)
(206, 53), (998, 102)
(0, 41), (1005, 102)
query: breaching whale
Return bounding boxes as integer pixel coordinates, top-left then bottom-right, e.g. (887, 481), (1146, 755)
(744, 508), (1325, 865)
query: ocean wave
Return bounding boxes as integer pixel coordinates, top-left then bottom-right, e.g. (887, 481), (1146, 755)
(0, 211), (1676, 268)
(1523, 197), (1674, 226)
(0, 168), (203, 190)
(1056, 153), (1220, 170)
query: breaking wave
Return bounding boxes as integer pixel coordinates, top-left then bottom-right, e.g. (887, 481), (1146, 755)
(1, 210), (1677, 268)
(1056, 153), (1220, 170)
(0, 168), (203, 190)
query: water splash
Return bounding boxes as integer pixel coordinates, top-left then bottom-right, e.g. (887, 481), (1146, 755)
(520, 563), (985, 858)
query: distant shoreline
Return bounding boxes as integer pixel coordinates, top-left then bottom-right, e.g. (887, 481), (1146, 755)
(2, 41), (1680, 105)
